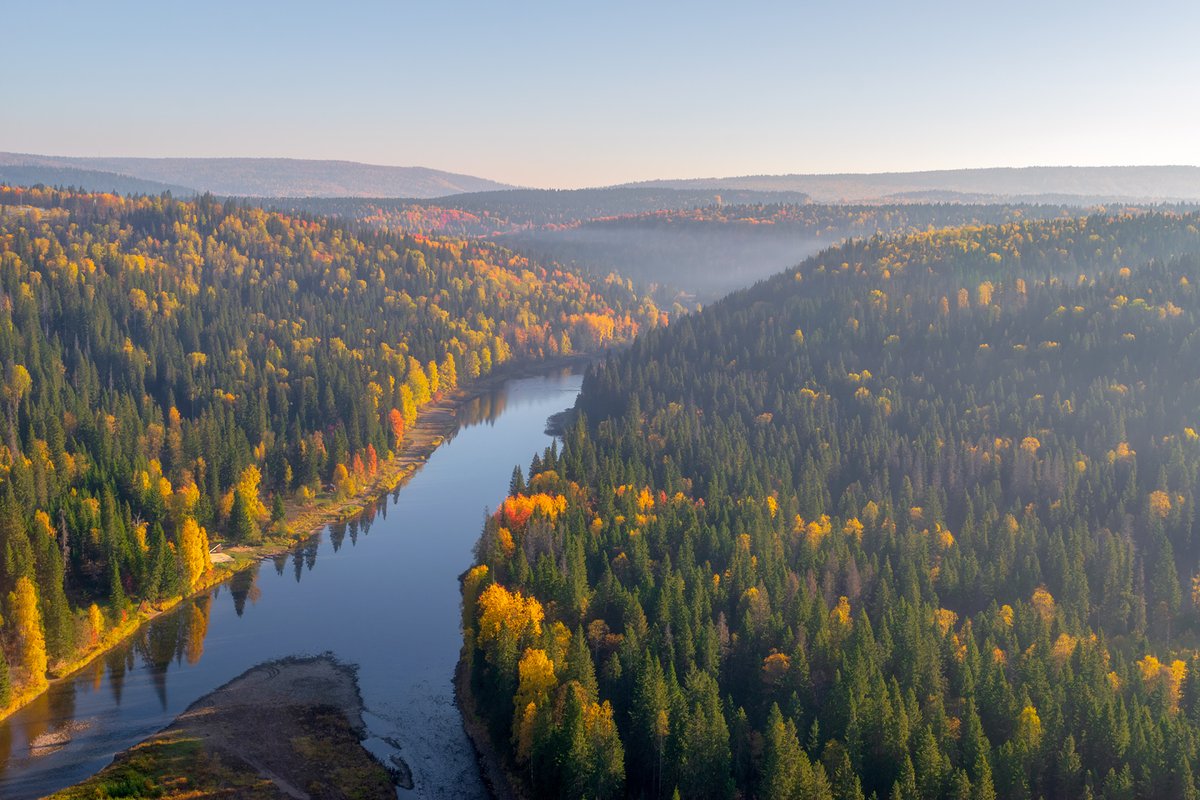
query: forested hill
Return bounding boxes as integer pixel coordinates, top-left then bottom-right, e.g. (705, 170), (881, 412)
(274, 189), (809, 237)
(0, 153), (512, 198)
(502, 202), (1112, 300)
(0, 165), (193, 197)
(463, 210), (1200, 799)
(0, 186), (665, 710)
(626, 166), (1200, 203)
(280, 197), (1140, 301)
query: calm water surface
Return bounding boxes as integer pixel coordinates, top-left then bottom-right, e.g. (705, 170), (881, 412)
(0, 369), (583, 799)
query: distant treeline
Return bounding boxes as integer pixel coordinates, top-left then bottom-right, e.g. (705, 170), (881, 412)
(269, 195), (1199, 301)
(266, 188), (813, 238)
(504, 202), (1141, 299)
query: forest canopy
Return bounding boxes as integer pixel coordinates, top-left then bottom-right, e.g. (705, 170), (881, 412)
(0, 186), (663, 707)
(464, 209), (1200, 799)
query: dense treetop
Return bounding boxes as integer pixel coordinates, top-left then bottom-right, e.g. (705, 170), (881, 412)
(464, 210), (1200, 799)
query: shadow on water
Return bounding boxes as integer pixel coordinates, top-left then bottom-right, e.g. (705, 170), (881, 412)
(0, 367), (583, 799)
(228, 568), (261, 617)
(0, 591), (214, 772)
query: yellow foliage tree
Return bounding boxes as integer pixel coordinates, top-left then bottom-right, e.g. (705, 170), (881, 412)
(998, 604), (1015, 627)
(1051, 633), (1078, 666)
(1015, 704), (1042, 749)
(407, 357), (431, 405)
(179, 517), (212, 593)
(221, 465), (269, 522)
(497, 493), (568, 530)
(514, 700), (539, 764)
(513, 648), (557, 761)
(976, 281), (994, 307)
(1149, 490), (1172, 519)
(235, 466), (268, 521)
(462, 564), (490, 633)
(831, 595), (852, 627)
(86, 603), (104, 646)
(1031, 586), (1056, 622)
(1138, 654), (1188, 712)
(1138, 654), (1164, 682)
(399, 385), (418, 428)
(9, 576), (48, 688)
(762, 652), (791, 685)
(171, 480), (201, 526)
(439, 352), (458, 391)
(333, 462), (356, 500)
(32, 510), (53, 540)
(476, 583), (545, 676)
(843, 517), (864, 541)
(935, 608), (958, 635)
(427, 360), (440, 395)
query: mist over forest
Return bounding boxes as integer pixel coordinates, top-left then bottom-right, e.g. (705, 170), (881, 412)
(3, 6), (1200, 795)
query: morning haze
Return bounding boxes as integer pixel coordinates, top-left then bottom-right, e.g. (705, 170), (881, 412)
(2, 3), (1200, 800)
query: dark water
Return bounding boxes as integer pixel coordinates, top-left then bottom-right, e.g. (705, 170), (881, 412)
(0, 369), (583, 799)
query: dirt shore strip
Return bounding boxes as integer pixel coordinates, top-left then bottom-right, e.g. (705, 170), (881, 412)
(49, 655), (395, 800)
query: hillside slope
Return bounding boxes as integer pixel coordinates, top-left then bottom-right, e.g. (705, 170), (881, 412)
(463, 210), (1200, 799)
(0, 186), (664, 718)
(0, 153), (512, 198)
(0, 166), (193, 196)
(627, 165), (1200, 203)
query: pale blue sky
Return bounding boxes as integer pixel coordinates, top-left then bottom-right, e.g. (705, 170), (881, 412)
(2, 0), (1198, 187)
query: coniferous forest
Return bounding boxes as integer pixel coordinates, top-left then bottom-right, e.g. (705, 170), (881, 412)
(464, 210), (1200, 799)
(0, 186), (664, 709)
(8, 6), (1200, 799)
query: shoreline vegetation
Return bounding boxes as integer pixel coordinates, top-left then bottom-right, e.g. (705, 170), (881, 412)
(454, 213), (1200, 799)
(457, 648), (527, 800)
(0, 353), (593, 725)
(48, 654), (394, 800)
(0, 187), (666, 734)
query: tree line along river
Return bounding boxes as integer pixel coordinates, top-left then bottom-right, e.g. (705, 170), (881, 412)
(0, 369), (584, 799)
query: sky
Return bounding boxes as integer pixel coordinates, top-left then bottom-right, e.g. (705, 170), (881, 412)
(2, 0), (1198, 188)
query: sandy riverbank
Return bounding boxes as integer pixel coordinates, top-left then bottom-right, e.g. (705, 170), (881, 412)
(49, 655), (394, 800)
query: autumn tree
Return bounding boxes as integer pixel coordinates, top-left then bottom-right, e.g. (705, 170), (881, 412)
(8, 576), (47, 689)
(178, 517), (212, 593)
(227, 466), (267, 544)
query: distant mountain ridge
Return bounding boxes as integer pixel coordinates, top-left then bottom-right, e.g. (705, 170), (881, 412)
(0, 165), (194, 197)
(624, 165), (1200, 202)
(3, 154), (1198, 204)
(0, 152), (513, 198)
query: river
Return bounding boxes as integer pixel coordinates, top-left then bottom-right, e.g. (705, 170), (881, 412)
(0, 368), (584, 799)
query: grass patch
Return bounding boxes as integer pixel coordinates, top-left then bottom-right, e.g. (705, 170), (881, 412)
(50, 736), (268, 799)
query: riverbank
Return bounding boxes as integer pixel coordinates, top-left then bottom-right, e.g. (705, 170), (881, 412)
(48, 655), (393, 800)
(0, 558), (246, 724)
(456, 654), (527, 800)
(260, 351), (595, 556)
(0, 353), (595, 725)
